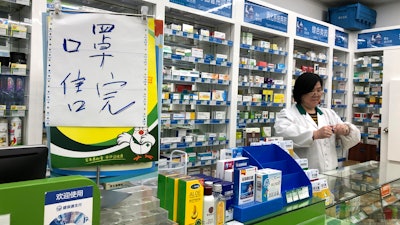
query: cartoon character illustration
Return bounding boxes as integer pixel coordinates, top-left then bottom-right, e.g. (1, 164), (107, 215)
(117, 127), (156, 161)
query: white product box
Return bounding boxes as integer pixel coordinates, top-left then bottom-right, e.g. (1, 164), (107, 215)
(160, 137), (182, 144)
(318, 67), (327, 75)
(354, 86), (364, 92)
(205, 132), (217, 140)
(191, 48), (203, 58)
(295, 158), (309, 170)
(171, 113), (185, 120)
(255, 168), (282, 202)
(220, 147), (244, 160)
(168, 23), (181, 31)
(185, 112), (196, 120)
(197, 152), (213, 161)
(215, 157), (249, 180)
(237, 94), (243, 102)
(213, 111), (226, 120)
(242, 95), (252, 102)
(305, 169), (319, 181)
(182, 23), (194, 33)
(212, 31), (226, 39)
(233, 166), (257, 205)
(196, 112), (211, 120)
(261, 127), (271, 137)
(218, 73), (230, 81)
(269, 112), (275, 119)
(195, 134), (206, 142)
(212, 90), (227, 101)
(216, 53), (228, 61)
(252, 94), (262, 102)
(199, 28), (210, 36)
(368, 127), (379, 135)
(201, 72), (214, 79)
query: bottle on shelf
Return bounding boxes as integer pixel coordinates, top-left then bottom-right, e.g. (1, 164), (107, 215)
(202, 185), (215, 225)
(213, 183), (226, 225)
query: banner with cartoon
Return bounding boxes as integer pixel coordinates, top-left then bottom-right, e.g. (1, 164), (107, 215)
(45, 12), (160, 170)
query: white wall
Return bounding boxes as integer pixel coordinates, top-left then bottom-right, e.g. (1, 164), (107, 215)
(262, 0), (327, 21)
(373, 2), (400, 28)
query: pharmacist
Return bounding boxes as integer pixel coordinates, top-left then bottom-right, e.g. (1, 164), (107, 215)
(274, 73), (360, 172)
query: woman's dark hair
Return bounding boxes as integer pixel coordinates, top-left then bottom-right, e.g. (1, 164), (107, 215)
(293, 72), (323, 103)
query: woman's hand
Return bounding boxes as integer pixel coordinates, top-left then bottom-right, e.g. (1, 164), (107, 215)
(313, 125), (334, 140)
(332, 124), (350, 136)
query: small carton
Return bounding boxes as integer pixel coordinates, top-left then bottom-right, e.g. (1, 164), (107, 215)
(216, 157), (249, 180)
(165, 174), (191, 220)
(233, 166), (257, 205)
(255, 168), (282, 202)
(177, 177), (204, 225)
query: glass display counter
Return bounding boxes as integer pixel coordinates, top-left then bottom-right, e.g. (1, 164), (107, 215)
(322, 161), (400, 224)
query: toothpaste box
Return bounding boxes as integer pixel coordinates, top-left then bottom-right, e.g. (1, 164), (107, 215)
(255, 168), (282, 202)
(233, 166), (257, 205)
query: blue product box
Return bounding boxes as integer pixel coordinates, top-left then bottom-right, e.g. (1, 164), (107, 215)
(233, 166), (257, 205)
(328, 3), (376, 30)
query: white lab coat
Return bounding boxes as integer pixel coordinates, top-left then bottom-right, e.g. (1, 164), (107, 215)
(274, 104), (361, 172)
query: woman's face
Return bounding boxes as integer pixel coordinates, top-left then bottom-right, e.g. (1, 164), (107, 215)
(301, 82), (323, 109)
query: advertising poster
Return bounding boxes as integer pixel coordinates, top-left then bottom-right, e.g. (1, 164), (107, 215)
(358, 28), (400, 49)
(46, 12), (159, 169)
(44, 186), (93, 225)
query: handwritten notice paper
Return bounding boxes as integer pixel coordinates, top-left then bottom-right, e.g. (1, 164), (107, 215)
(46, 12), (147, 127)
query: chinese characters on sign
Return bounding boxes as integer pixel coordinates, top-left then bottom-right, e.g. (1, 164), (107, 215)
(46, 13), (147, 127)
(296, 17), (328, 43)
(244, 1), (288, 33)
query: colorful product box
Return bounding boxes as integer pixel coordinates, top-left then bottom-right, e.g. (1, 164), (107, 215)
(216, 157), (249, 180)
(233, 166), (257, 205)
(177, 177), (204, 225)
(255, 168), (282, 202)
(165, 174), (191, 220)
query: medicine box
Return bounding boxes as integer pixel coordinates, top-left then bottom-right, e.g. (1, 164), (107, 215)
(233, 166), (257, 205)
(196, 112), (211, 120)
(255, 168), (282, 202)
(216, 157), (249, 180)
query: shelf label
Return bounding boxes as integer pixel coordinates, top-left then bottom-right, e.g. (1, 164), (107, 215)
(358, 28), (400, 49)
(296, 17), (328, 43)
(244, 1), (288, 33)
(335, 30), (349, 48)
(169, 0), (232, 18)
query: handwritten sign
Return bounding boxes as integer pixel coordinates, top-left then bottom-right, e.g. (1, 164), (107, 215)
(46, 12), (147, 127)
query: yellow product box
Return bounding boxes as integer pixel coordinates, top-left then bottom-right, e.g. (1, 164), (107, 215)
(177, 177), (204, 225)
(185, 112), (196, 120)
(198, 92), (211, 100)
(273, 93), (285, 103)
(10, 63), (27, 76)
(165, 174), (191, 221)
(262, 90), (274, 102)
(182, 23), (194, 33)
(10, 24), (27, 38)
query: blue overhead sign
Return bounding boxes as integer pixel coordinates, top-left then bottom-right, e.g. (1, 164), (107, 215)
(358, 29), (400, 49)
(169, 0), (232, 18)
(244, 1), (288, 33)
(335, 30), (349, 48)
(296, 17), (328, 43)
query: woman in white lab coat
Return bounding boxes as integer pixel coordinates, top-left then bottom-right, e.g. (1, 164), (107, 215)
(274, 73), (361, 172)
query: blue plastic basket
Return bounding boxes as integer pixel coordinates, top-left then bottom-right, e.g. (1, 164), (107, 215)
(328, 3), (376, 30)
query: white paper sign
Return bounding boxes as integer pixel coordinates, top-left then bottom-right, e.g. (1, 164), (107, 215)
(46, 12), (147, 127)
